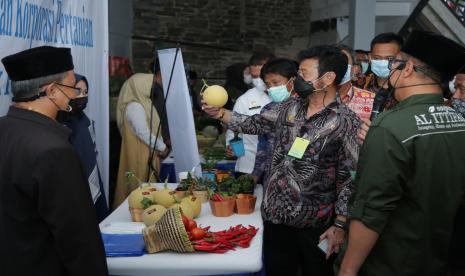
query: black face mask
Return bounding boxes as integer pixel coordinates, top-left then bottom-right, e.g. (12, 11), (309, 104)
(69, 96), (88, 114)
(293, 75), (316, 99)
(56, 109), (72, 123)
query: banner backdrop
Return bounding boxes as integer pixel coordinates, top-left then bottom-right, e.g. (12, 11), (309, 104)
(0, 0), (109, 202)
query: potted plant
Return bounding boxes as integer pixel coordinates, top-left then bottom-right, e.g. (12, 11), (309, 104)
(228, 132), (245, 157)
(192, 177), (214, 203)
(237, 174), (255, 194)
(217, 176), (235, 196)
(209, 193), (235, 217)
(176, 172), (194, 199)
(201, 158), (217, 181)
(235, 193), (257, 215)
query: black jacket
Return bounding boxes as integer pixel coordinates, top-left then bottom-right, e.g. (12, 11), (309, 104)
(0, 107), (108, 276)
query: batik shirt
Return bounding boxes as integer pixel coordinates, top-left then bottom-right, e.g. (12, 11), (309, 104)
(227, 97), (360, 228)
(251, 102), (278, 187)
(451, 98), (465, 115)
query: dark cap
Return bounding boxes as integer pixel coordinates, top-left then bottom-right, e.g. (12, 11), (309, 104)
(1, 46), (74, 81)
(402, 31), (465, 82)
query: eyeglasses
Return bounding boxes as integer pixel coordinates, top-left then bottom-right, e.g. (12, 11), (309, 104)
(54, 82), (82, 97)
(387, 58), (406, 70)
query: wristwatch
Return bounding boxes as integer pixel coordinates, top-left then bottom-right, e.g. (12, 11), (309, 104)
(217, 108), (226, 120)
(333, 219), (348, 231)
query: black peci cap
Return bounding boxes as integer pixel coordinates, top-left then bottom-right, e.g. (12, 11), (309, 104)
(402, 31), (465, 82)
(2, 46), (74, 81)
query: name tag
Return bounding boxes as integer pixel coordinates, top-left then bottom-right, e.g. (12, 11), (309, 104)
(288, 137), (310, 159)
(249, 101), (261, 110)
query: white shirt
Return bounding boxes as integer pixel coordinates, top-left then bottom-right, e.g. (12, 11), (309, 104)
(226, 87), (271, 173)
(126, 102), (166, 151)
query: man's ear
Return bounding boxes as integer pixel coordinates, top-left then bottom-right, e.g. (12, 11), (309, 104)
(401, 60), (415, 78)
(43, 83), (57, 99)
(324, 72), (337, 86)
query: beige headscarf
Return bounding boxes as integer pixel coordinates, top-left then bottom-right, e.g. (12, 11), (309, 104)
(116, 73), (161, 138)
(113, 73), (162, 209)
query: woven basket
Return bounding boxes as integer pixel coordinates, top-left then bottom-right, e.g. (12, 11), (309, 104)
(129, 207), (144, 222)
(142, 208), (194, 253)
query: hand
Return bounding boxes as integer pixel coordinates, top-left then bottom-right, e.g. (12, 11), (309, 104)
(320, 226), (346, 259)
(157, 146), (171, 160)
(225, 145), (234, 158)
(337, 270), (358, 276)
(357, 118), (371, 144)
(201, 100), (222, 118)
(252, 175), (260, 184)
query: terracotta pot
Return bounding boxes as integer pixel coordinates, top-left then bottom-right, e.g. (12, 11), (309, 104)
(209, 198), (235, 217)
(216, 171), (230, 182)
(192, 191), (208, 203)
(129, 207), (144, 222)
(235, 195), (257, 215)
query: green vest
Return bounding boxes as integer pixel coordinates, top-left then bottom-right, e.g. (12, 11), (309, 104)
(349, 93), (465, 275)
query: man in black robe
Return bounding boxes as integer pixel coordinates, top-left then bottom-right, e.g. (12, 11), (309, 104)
(0, 46), (108, 276)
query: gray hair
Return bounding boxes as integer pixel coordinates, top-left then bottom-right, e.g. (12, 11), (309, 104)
(401, 53), (442, 83)
(11, 72), (67, 100)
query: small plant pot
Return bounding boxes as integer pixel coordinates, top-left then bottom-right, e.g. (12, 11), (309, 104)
(209, 198), (235, 217)
(229, 138), (245, 157)
(202, 171), (216, 181)
(193, 190), (209, 203)
(216, 171), (230, 182)
(129, 207), (144, 222)
(235, 195), (257, 215)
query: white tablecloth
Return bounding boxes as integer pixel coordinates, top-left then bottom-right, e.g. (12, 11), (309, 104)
(100, 183), (264, 276)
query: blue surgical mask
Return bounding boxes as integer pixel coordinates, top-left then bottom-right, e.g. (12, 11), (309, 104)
(371, 60), (390, 78)
(340, 64), (352, 85)
(361, 62), (369, 74)
(268, 81), (292, 103)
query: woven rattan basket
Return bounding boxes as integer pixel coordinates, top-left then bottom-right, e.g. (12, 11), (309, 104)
(142, 208), (194, 253)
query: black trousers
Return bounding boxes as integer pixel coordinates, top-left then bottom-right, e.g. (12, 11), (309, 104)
(264, 221), (334, 276)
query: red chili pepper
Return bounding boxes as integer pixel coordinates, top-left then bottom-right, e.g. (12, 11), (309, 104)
(229, 235), (250, 243)
(212, 248), (228, 254)
(194, 243), (221, 252)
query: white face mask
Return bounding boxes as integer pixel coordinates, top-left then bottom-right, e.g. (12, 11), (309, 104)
(449, 77), (456, 94)
(252, 78), (266, 92)
(244, 73), (253, 85)
(340, 64), (352, 85)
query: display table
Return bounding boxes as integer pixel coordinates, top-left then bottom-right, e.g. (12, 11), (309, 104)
(100, 183), (263, 276)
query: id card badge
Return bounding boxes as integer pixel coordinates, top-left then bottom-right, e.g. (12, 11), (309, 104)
(288, 137), (310, 159)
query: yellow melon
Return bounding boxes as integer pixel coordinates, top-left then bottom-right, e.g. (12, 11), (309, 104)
(182, 196), (202, 218)
(203, 85), (228, 107)
(170, 202), (194, 219)
(128, 188), (153, 209)
(152, 187), (176, 208)
(142, 205), (167, 226)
